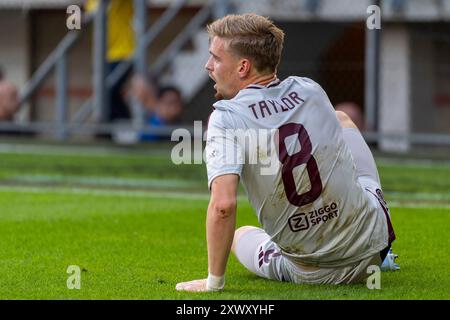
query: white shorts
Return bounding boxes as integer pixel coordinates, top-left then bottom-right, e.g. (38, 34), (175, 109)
(233, 128), (391, 284)
(234, 227), (382, 284)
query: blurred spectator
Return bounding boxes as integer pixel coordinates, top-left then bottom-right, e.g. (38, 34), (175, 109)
(86, 0), (135, 123)
(140, 85), (184, 142)
(128, 73), (159, 115)
(0, 67), (19, 121)
(127, 73), (184, 141)
(154, 86), (183, 124)
(335, 102), (365, 131)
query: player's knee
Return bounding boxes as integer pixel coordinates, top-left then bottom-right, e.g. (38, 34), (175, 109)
(231, 226), (257, 254)
(211, 200), (236, 220)
(336, 111), (358, 129)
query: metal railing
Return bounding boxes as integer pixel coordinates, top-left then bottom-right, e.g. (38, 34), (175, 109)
(8, 0), (229, 141)
(72, 0), (192, 126)
(17, 12), (95, 107)
(7, 0), (449, 151)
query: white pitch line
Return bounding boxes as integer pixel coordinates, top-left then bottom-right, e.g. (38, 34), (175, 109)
(9, 175), (450, 200)
(387, 191), (450, 201)
(1, 143), (449, 167)
(376, 157), (450, 168)
(388, 201), (450, 210)
(0, 185), (212, 201)
(0, 143), (168, 158)
(7, 179), (448, 201)
(0, 185), (449, 209)
(11, 174), (200, 189)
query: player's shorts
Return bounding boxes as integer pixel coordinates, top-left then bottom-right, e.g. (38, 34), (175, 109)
(234, 227), (383, 284)
(233, 128), (393, 284)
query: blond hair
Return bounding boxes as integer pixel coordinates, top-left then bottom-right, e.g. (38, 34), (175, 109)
(207, 13), (285, 74)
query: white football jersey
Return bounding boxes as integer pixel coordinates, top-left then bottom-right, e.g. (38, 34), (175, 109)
(205, 76), (388, 267)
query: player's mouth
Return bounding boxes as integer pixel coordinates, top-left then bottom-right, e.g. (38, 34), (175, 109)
(209, 74), (220, 94)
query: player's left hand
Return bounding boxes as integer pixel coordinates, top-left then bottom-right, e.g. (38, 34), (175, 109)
(175, 279), (208, 292)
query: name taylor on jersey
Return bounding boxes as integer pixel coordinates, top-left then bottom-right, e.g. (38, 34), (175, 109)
(247, 91), (305, 120)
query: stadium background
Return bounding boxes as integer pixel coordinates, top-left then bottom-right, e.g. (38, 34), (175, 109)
(0, 0), (448, 300)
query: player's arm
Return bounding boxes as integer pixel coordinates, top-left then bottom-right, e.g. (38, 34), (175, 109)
(206, 174), (239, 289)
(175, 174), (238, 292)
(176, 108), (241, 292)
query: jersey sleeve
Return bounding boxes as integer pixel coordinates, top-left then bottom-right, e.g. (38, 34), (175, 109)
(205, 109), (243, 189)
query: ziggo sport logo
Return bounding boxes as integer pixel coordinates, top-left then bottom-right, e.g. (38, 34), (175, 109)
(288, 202), (339, 232)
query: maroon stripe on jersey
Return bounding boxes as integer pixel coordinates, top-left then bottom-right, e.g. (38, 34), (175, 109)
(267, 80), (281, 88)
(366, 189), (396, 243)
(245, 80), (281, 90)
(246, 85), (263, 90)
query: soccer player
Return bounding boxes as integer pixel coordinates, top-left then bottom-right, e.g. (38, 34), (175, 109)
(176, 13), (397, 292)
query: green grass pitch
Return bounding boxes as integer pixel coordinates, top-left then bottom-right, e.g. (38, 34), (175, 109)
(0, 144), (449, 299)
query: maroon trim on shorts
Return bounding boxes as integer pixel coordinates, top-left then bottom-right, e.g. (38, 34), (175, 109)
(366, 188), (396, 244)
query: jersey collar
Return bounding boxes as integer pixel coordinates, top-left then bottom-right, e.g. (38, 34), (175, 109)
(244, 78), (281, 90)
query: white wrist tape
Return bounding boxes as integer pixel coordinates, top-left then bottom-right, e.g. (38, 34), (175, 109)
(206, 273), (225, 291)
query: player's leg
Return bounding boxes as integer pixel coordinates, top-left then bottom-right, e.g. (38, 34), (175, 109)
(336, 110), (358, 129)
(336, 110), (380, 184)
(231, 226), (285, 281)
(231, 226), (258, 253)
(336, 111), (399, 270)
(232, 226), (390, 283)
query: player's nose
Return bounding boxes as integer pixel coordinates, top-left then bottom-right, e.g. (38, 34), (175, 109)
(205, 56), (213, 72)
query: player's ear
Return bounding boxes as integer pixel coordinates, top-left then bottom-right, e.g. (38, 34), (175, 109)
(237, 59), (251, 78)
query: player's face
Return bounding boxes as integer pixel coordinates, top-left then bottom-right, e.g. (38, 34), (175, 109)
(205, 37), (241, 100)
